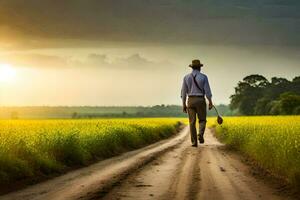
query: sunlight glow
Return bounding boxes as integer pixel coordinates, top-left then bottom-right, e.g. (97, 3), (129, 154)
(0, 64), (16, 82)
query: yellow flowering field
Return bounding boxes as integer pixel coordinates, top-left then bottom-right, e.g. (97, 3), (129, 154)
(0, 118), (181, 185)
(209, 116), (300, 186)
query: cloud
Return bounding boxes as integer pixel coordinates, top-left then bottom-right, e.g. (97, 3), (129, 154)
(0, 52), (171, 70)
(0, 0), (299, 49)
(83, 53), (171, 70)
(85, 54), (107, 66)
(115, 54), (155, 69)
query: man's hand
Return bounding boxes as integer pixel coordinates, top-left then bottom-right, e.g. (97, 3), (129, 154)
(208, 100), (213, 110)
(183, 105), (188, 113)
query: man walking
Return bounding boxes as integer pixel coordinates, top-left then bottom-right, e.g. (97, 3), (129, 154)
(181, 59), (213, 147)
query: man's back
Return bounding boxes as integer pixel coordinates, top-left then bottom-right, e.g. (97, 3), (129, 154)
(181, 69), (212, 103)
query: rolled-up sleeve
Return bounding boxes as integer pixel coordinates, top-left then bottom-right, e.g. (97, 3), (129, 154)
(204, 75), (212, 100)
(181, 77), (188, 104)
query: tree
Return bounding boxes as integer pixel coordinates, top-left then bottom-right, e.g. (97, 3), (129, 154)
(293, 106), (300, 115)
(254, 98), (272, 115)
(231, 74), (300, 115)
(278, 92), (300, 115)
(243, 74), (269, 88)
(292, 76), (300, 94)
(264, 77), (291, 99)
(230, 75), (269, 115)
(293, 76), (300, 83)
(72, 112), (78, 119)
(269, 100), (281, 115)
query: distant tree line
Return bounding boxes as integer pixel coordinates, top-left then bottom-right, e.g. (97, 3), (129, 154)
(71, 104), (234, 119)
(0, 104), (234, 119)
(230, 74), (300, 115)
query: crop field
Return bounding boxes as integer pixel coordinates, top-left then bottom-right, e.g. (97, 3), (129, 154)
(0, 118), (181, 185)
(210, 116), (300, 187)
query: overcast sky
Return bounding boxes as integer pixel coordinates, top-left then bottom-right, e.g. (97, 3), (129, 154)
(0, 0), (299, 106)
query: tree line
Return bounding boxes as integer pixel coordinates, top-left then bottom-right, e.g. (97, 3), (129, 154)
(230, 74), (300, 115)
(0, 104), (234, 119)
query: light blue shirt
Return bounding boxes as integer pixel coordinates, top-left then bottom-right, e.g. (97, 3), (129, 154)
(181, 69), (212, 104)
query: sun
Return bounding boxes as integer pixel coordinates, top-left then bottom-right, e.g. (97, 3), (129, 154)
(0, 64), (16, 82)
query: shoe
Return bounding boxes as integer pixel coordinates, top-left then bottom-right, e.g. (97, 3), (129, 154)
(199, 135), (204, 144)
(191, 144), (198, 147)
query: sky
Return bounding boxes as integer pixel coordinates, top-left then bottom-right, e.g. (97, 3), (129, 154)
(0, 0), (299, 106)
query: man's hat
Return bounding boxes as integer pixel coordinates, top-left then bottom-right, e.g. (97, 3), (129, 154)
(189, 59), (204, 68)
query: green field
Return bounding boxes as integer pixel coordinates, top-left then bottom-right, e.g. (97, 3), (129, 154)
(0, 118), (181, 185)
(210, 116), (300, 187)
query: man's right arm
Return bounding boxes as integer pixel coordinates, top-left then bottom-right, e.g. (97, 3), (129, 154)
(181, 77), (188, 113)
(204, 75), (213, 110)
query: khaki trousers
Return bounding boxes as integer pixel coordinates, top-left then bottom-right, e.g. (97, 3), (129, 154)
(187, 96), (207, 145)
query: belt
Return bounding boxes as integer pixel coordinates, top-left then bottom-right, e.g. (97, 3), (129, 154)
(188, 95), (204, 98)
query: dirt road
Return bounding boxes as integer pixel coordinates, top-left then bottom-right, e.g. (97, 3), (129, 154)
(1, 127), (288, 200)
(101, 129), (285, 200)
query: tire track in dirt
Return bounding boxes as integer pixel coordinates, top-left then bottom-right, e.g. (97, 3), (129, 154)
(100, 135), (192, 200)
(163, 146), (201, 200)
